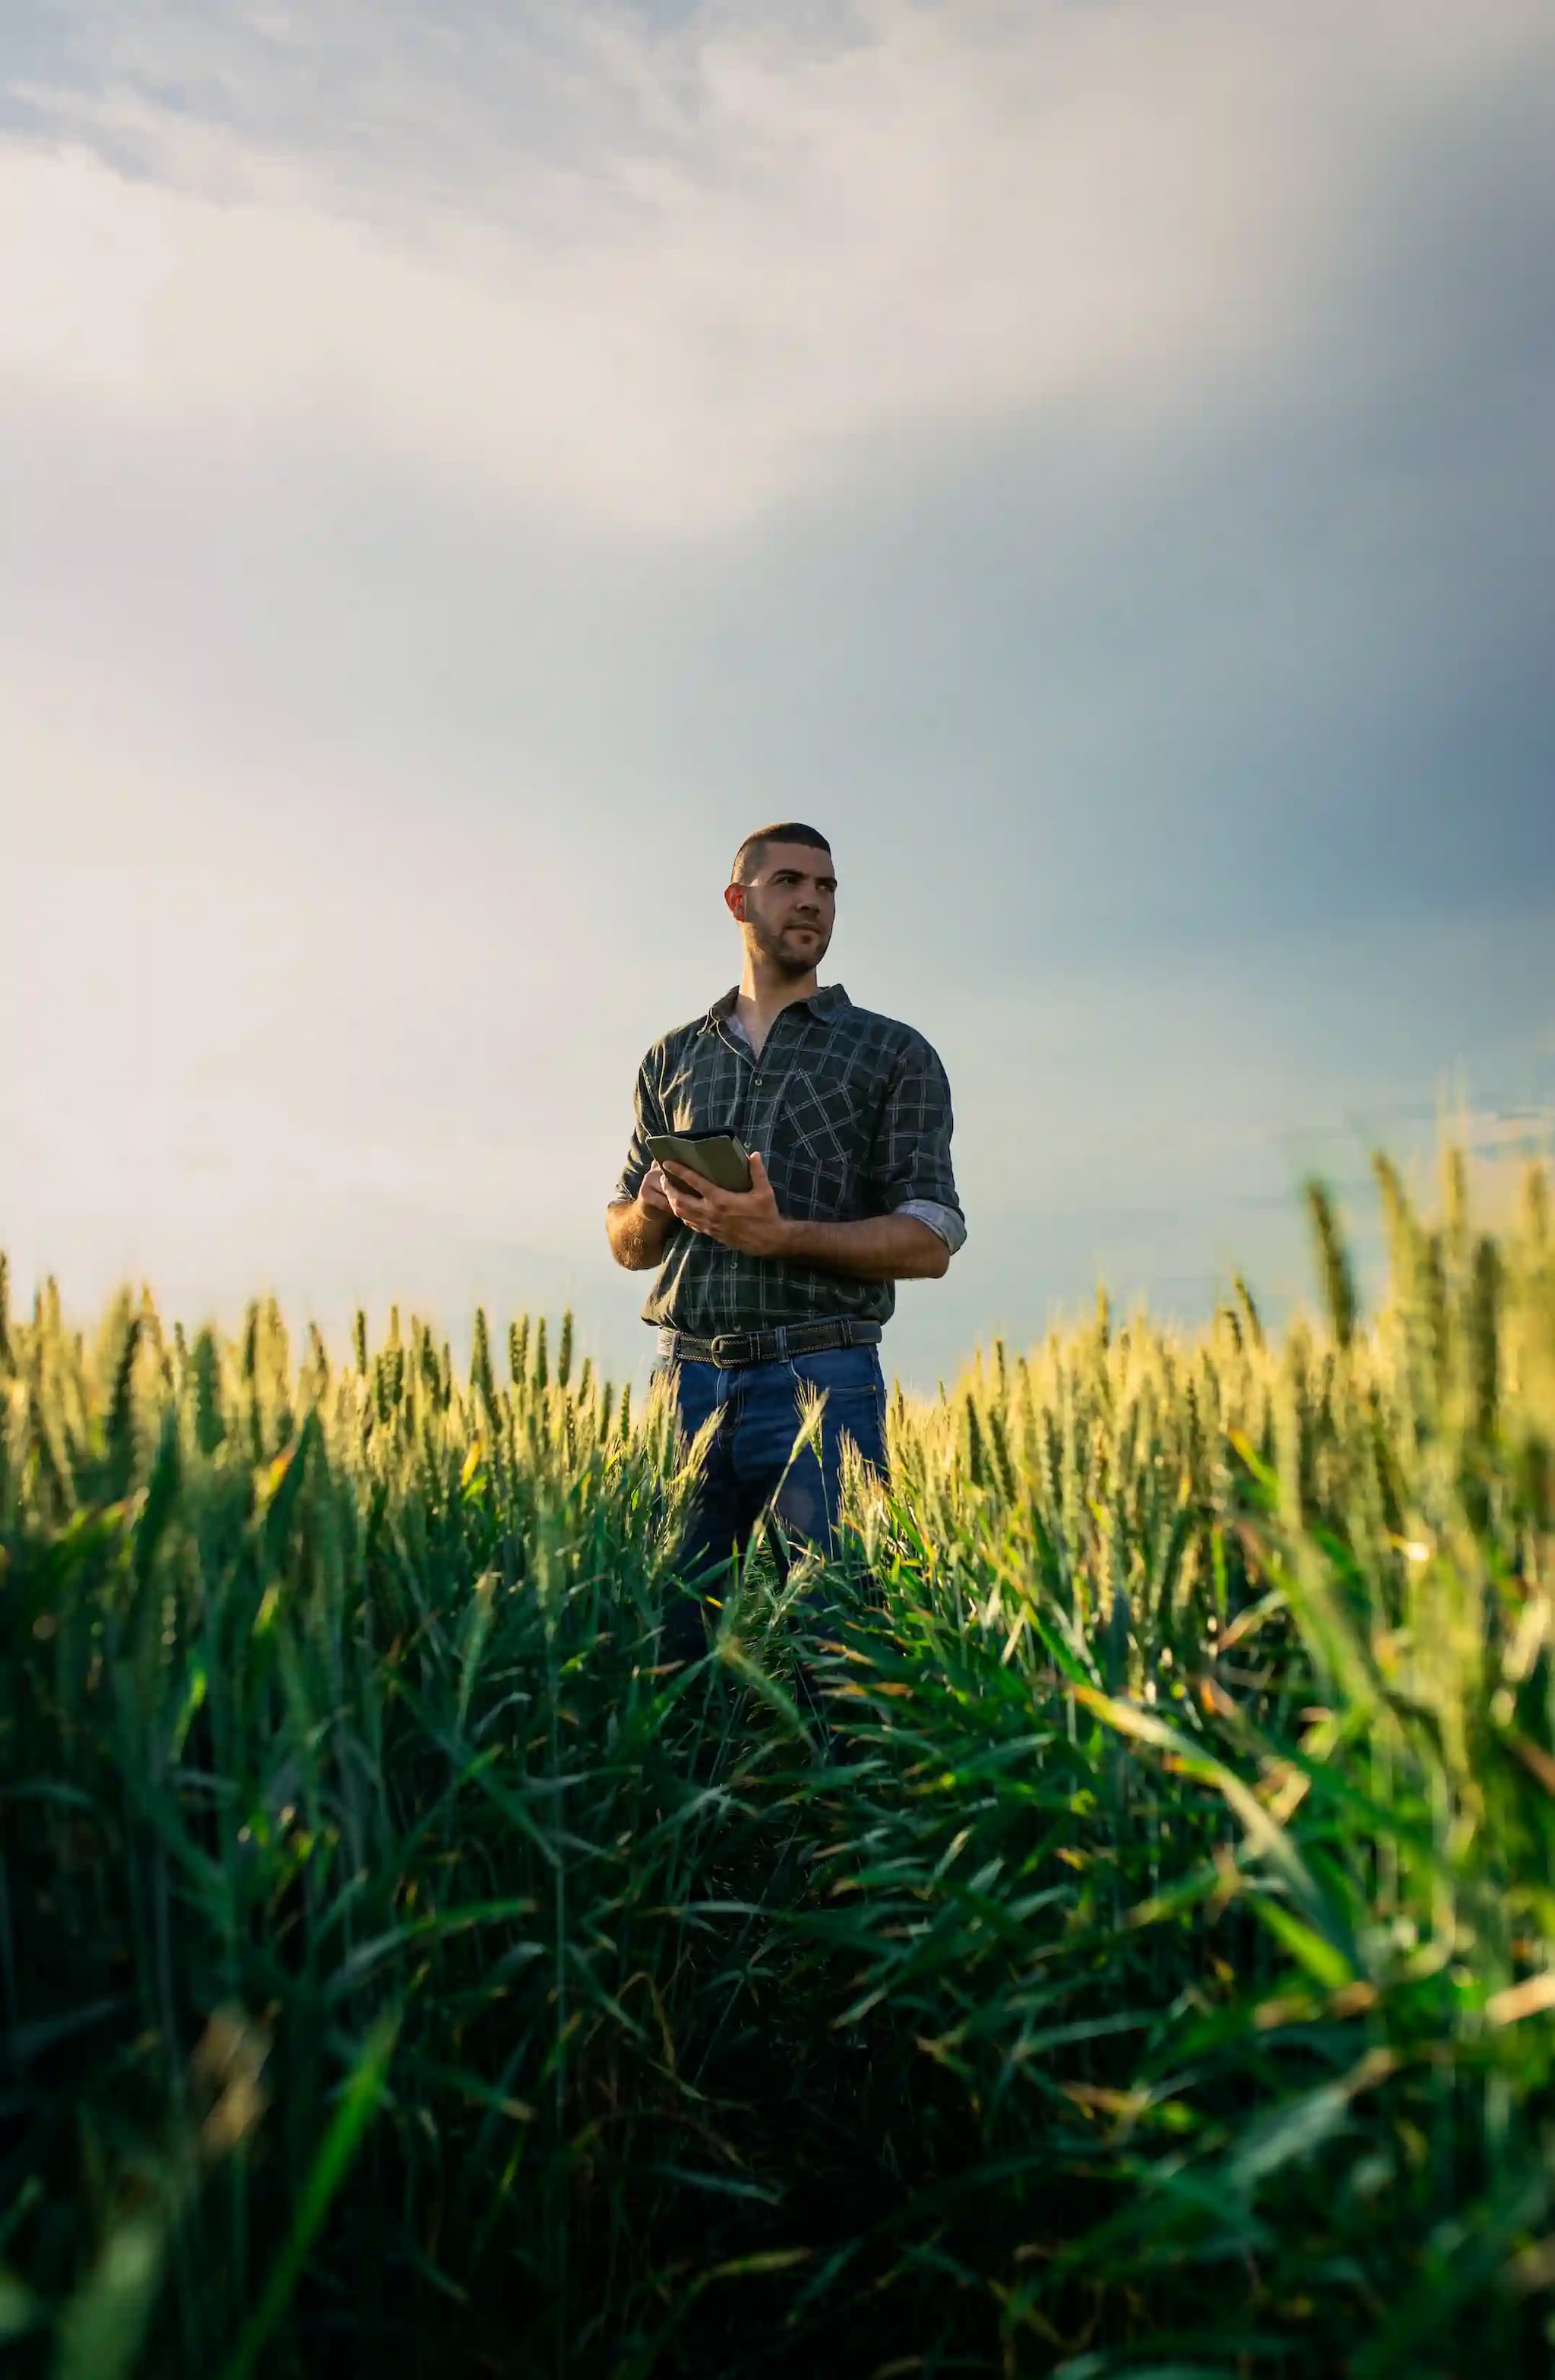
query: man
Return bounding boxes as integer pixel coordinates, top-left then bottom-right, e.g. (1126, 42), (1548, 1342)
(605, 823), (965, 1667)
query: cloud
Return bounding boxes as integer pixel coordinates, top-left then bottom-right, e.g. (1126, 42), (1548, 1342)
(4, 0), (1553, 1392)
(5, 0), (1552, 534)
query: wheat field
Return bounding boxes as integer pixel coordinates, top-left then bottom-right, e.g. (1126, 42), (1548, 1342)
(2, 1150), (1553, 2377)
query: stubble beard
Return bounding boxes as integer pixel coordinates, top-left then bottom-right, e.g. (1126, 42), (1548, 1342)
(747, 906), (829, 980)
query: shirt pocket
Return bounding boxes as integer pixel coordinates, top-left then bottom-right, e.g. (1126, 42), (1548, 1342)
(784, 1151), (849, 1221)
(774, 1074), (850, 1218)
(782, 1071), (852, 1169)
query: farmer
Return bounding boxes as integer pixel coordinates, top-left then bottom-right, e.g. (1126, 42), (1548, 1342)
(605, 822), (965, 1671)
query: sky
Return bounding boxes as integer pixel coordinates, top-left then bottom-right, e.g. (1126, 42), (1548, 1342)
(3, 0), (1553, 1394)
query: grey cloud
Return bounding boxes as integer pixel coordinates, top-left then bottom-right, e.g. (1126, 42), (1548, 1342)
(5, 0), (1553, 1384)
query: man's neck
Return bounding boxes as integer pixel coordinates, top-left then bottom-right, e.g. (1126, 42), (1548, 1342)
(733, 964), (818, 1058)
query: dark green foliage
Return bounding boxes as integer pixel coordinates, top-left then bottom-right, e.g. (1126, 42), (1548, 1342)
(2, 1150), (1553, 2377)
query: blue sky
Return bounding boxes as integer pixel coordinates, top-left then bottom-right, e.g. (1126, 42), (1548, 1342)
(3, 0), (1553, 1391)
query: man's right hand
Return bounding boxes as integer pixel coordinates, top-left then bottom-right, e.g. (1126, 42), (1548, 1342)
(607, 1168), (675, 1270)
(639, 1161), (676, 1218)
(606, 1163), (683, 1270)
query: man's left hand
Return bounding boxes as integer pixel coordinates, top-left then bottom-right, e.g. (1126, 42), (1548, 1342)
(659, 1151), (792, 1257)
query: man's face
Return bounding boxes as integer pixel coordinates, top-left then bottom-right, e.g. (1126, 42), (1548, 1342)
(735, 844), (837, 976)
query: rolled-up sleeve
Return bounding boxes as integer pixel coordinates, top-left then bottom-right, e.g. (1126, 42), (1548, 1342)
(898, 1197), (967, 1255)
(611, 1056), (663, 1206)
(868, 1040), (966, 1255)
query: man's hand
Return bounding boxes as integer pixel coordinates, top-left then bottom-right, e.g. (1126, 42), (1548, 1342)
(604, 1162), (680, 1270)
(660, 1151), (791, 1258)
(638, 1160), (677, 1219)
(612, 1155), (954, 1283)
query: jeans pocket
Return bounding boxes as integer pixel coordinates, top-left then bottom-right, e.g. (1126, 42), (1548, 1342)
(784, 1347), (881, 1400)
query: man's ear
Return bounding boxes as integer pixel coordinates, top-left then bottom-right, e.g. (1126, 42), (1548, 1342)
(724, 884), (746, 923)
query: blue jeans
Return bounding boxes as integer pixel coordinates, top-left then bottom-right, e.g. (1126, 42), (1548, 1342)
(654, 1343), (889, 1665)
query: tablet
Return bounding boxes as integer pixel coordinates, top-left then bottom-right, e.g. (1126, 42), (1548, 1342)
(645, 1131), (752, 1193)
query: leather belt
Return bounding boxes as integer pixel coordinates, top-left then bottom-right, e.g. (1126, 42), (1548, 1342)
(656, 1317), (882, 1369)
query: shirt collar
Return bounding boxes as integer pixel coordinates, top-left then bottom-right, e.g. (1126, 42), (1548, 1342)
(702, 982), (850, 1034)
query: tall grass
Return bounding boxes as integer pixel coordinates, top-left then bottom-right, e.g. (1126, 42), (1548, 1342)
(1, 1150), (1553, 2375)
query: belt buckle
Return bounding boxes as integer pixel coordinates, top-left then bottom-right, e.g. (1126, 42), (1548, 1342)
(710, 1332), (744, 1368)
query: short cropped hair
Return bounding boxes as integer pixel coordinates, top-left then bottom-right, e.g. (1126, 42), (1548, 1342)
(730, 822), (833, 886)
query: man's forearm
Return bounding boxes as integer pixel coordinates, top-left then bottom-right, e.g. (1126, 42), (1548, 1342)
(605, 1197), (673, 1271)
(777, 1211), (949, 1283)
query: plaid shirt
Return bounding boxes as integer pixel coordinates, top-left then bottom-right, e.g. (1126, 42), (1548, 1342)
(611, 982), (966, 1336)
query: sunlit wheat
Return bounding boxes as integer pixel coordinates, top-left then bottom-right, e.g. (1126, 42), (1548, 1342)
(2, 1148), (1553, 2375)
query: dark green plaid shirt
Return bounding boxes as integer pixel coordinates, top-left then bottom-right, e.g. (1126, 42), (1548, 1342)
(611, 983), (965, 1336)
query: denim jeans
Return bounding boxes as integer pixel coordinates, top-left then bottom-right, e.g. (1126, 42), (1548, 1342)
(653, 1342), (889, 1665)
